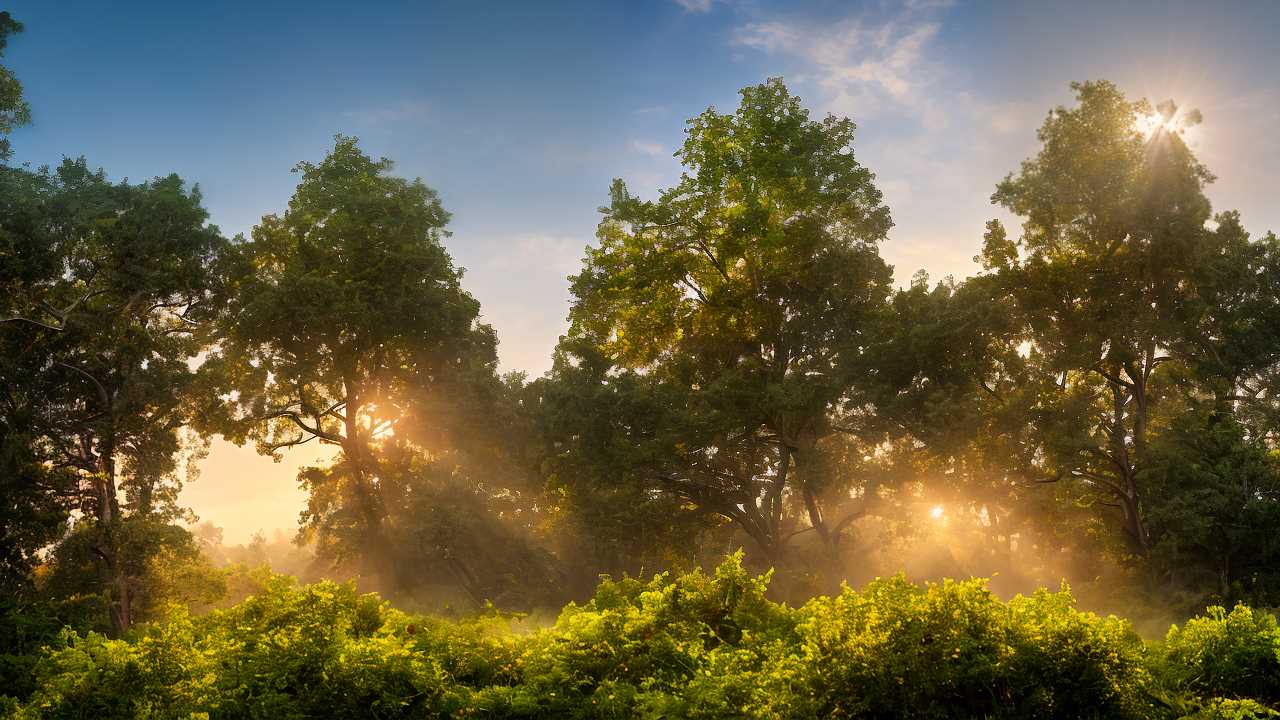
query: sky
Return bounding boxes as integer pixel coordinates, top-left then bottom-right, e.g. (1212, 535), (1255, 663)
(8, 0), (1280, 543)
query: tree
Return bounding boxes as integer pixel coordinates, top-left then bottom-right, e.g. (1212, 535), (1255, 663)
(530, 342), (730, 587)
(0, 11), (30, 161)
(208, 136), (499, 591)
(866, 274), (1047, 554)
(1173, 211), (1280, 439)
(978, 81), (1279, 562)
(0, 418), (73, 597)
(348, 436), (563, 609)
(0, 13), (56, 597)
(0, 158), (227, 632)
(1142, 406), (1280, 602)
(558, 79), (893, 576)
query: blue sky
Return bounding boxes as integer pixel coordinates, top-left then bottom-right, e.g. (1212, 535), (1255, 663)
(9, 0), (1280, 540)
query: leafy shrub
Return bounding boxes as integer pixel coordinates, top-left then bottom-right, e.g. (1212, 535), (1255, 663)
(1158, 604), (1280, 705)
(505, 555), (795, 718)
(782, 576), (1152, 719)
(10, 558), (1280, 719)
(1175, 698), (1280, 720)
(16, 576), (456, 718)
(0, 593), (107, 704)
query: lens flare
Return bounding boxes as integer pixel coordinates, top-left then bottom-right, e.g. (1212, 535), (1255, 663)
(1136, 99), (1202, 140)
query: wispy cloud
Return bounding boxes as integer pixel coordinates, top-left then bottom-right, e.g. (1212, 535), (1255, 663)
(734, 10), (944, 124)
(673, 0), (714, 13)
(341, 99), (433, 127)
(903, 0), (956, 9)
(486, 233), (585, 277)
(629, 139), (667, 157)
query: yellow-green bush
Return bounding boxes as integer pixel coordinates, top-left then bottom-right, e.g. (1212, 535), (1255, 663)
(1157, 605), (1280, 707)
(782, 578), (1153, 718)
(9, 557), (1280, 719)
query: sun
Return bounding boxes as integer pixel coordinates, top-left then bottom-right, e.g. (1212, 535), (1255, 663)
(1136, 112), (1174, 137)
(1136, 99), (1202, 140)
(930, 505), (945, 520)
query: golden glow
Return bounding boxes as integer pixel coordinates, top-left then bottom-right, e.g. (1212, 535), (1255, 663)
(356, 403), (397, 440)
(930, 505), (945, 520)
(1136, 99), (1202, 142)
(1136, 112), (1175, 138)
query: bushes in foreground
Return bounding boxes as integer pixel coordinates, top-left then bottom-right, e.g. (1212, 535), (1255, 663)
(7, 556), (1279, 719)
(1158, 605), (1280, 708)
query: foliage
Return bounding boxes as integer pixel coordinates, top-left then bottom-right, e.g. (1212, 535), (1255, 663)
(1174, 699), (1280, 720)
(978, 80), (1223, 557)
(40, 518), (226, 625)
(205, 136), (505, 596)
(15, 557), (1279, 719)
(525, 352), (730, 586)
(0, 156), (227, 633)
(553, 77), (894, 577)
(0, 11), (30, 161)
(0, 594), (106, 704)
(1157, 604), (1280, 706)
(788, 576), (1154, 718)
(1142, 410), (1280, 604)
(0, 422), (73, 597)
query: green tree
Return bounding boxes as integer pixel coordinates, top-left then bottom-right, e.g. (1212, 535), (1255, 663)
(981, 81), (1229, 557)
(0, 13), (55, 597)
(864, 273), (1081, 572)
(1142, 407), (1280, 602)
(0, 158), (226, 632)
(558, 79), (893, 575)
(0, 11), (30, 161)
(1174, 211), (1280, 439)
(208, 136), (499, 591)
(529, 343), (730, 587)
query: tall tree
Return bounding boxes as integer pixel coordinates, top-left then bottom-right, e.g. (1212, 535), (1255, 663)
(208, 136), (498, 590)
(0, 11), (52, 598)
(0, 158), (226, 632)
(558, 79), (893, 574)
(980, 81), (1235, 557)
(866, 271), (1118, 580)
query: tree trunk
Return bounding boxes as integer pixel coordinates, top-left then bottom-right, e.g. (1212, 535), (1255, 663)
(1116, 479), (1151, 556)
(340, 404), (401, 590)
(91, 430), (132, 635)
(792, 437), (843, 588)
(1107, 373), (1152, 556)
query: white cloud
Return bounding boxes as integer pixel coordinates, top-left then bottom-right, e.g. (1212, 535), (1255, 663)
(485, 233), (585, 278)
(673, 0), (714, 12)
(341, 99), (433, 126)
(734, 13), (943, 122)
(629, 139), (667, 157)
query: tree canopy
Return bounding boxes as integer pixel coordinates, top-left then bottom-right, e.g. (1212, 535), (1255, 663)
(554, 79), (895, 583)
